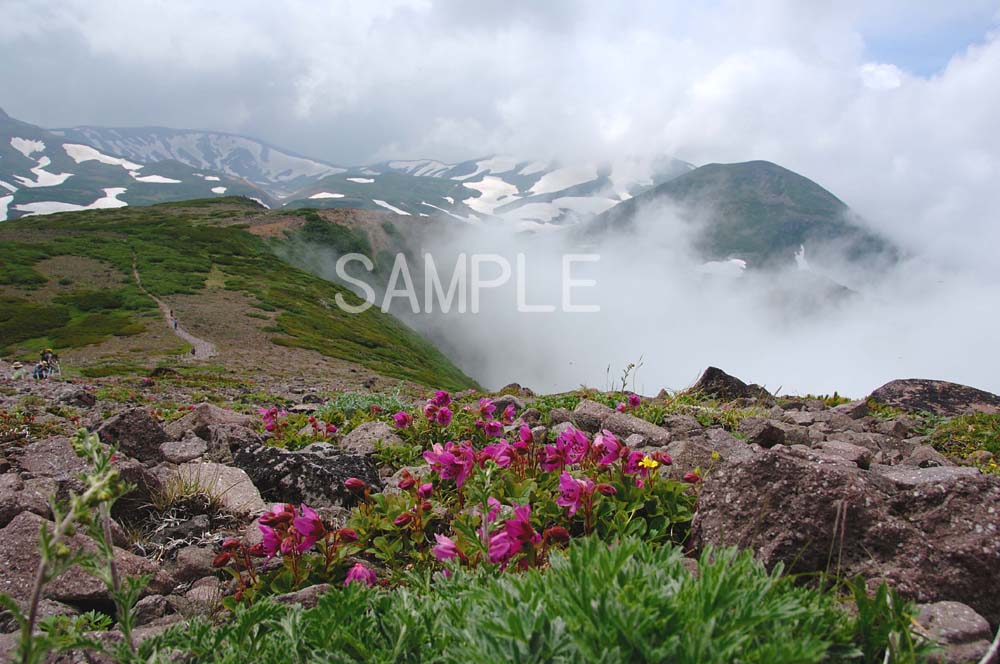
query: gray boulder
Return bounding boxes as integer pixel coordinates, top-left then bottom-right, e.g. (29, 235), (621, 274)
(571, 399), (614, 432)
(97, 408), (168, 462)
(340, 421), (403, 456)
(869, 378), (1000, 417)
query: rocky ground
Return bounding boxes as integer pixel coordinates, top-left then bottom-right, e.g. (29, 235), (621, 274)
(0, 362), (997, 663)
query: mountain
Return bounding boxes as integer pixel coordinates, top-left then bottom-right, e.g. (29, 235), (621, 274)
(53, 125), (345, 197)
(588, 160), (895, 268)
(0, 108), (272, 221)
(285, 155), (694, 229)
(0, 195), (477, 390)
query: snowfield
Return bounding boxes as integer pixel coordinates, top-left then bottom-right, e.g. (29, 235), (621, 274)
(129, 172), (182, 183)
(14, 156), (73, 188)
(0, 195), (12, 221)
(202, 175), (221, 181)
(10, 137), (45, 158)
(462, 176), (520, 215)
(451, 156), (520, 181)
(211, 186), (227, 194)
(13, 187), (128, 216)
(308, 192), (344, 199)
(63, 143), (143, 170)
(347, 177), (374, 184)
(372, 199), (410, 215)
(528, 166), (599, 195)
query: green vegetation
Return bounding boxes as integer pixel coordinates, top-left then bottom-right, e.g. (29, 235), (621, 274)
(0, 198), (478, 390)
(930, 412), (1000, 474)
(141, 539), (933, 663)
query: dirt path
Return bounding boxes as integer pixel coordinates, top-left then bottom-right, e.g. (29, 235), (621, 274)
(132, 255), (217, 360)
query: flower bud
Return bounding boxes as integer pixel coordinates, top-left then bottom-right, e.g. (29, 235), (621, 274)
(420, 501), (432, 512)
(683, 472), (702, 484)
(596, 483), (618, 496)
(653, 451), (673, 466)
(335, 527), (359, 543)
(248, 543), (265, 557)
(344, 477), (367, 493)
(398, 476), (416, 490)
(543, 526), (570, 544)
(221, 537), (241, 551)
(393, 512), (414, 527)
(211, 552), (232, 568)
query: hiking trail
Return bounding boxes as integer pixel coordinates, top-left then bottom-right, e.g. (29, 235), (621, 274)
(132, 254), (217, 360)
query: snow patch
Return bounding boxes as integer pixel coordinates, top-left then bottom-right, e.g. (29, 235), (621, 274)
(420, 201), (478, 223)
(13, 156), (73, 188)
(308, 192), (344, 199)
(10, 137), (45, 158)
(129, 172), (181, 183)
(529, 166), (598, 195)
(202, 175), (221, 181)
(248, 197), (270, 209)
(518, 160), (549, 176)
(14, 187), (128, 216)
(0, 180), (17, 193)
(63, 143), (143, 170)
(0, 195), (12, 221)
(698, 258), (748, 277)
(462, 176), (520, 215)
(372, 199), (410, 215)
(451, 156), (520, 181)
(348, 177), (374, 184)
(211, 186), (227, 194)
(443, 196), (454, 204)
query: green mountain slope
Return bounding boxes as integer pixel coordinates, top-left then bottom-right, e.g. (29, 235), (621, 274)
(588, 160), (894, 267)
(0, 197), (478, 390)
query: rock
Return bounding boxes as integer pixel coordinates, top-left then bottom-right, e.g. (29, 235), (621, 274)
(602, 412), (670, 447)
(184, 576), (221, 605)
(54, 385), (97, 408)
(551, 421), (578, 437)
(737, 418), (786, 448)
(9, 437), (87, 499)
(383, 465), (434, 496)
(132, 594), (173, 626)
(869, 379), (1000, 417)
(204, 423), (263, 461)
(301, 393), (325, 405)
(233, 444), (381, 510)
(916, 601), (992, 664)
(111, 456), (163, 521)
(548, 408), (572, 425)
(161, 432), (209, 464)
(340, 421), (402, 456)
(869, 464), (981, 490)
(173, 546), (218, 583)
(877, 418), (915, 439)
(493, 394), (527, 413)
(661, 415), (703, 436)
(692, 448), (1000, 624)
(772, 421), (812, 446)
(688, 367), (772, 403)
(171, 462), (266, 516)
(703, 428), (754, 462)
(156, 514), (211, 542)
(571, 400), (614, 433)
(520, 408), (542, 425)
(905, 445), (951, 468)
(968, 450), (995, 465)
(814, 440), (873, 469)
(662, 438), (715, 479)
(832, 399), (870, 420)
(164, 403), (254, 441)
(0, 598), (77, 634)
(96, 408), (168, 462)
(0, 474), (27, 527)
(273, 583), (332, 609)
(786, 444), (857, 468)
(0, 512), (173, 605)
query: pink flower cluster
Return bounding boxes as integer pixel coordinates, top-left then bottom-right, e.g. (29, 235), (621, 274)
(615, 393), (643, 413)
(307, 415), (338, 437)
(423, 390), (453, 426)
(257, 407), (288, 433)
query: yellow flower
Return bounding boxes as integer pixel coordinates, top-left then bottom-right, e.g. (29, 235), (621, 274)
(710, 451), (721, 461)
(638, 456), (659, 470)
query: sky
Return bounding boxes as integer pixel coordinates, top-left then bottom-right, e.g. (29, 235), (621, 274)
(4, 0), (1000, 393)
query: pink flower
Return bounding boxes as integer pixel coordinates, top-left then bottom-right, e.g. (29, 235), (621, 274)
(517, 425), (533, 445)
(489, 503), (540, 565)
(417, 482), (433, 499)
(432, 390), (451, 408)
(435, 407), (453, 426)
(481, 440), (513, 467)
(292, 505), (325, 552)
(484, 420), (503, 437)
(557, 472), (595, 517)
(423, 403), (439, 421)
(259, 524), (281, 558)
(501, 403), (516, 424)
(432, 534), (461, 562)
(683, 471), (702, 484)
(592, 429), (623, 467)
(616, 402), (627, 413)
(393, 411), (413, 429)
(539, 427), (589, 472)
(478, 398), (496, 418)
(344, 477), (367, 493)
(423, 442), (475, 488)
(627, 393), (642, 408)
(623, 450), (646, 476)
(344, 563), (376, 587)
(325, 423), (338, 434)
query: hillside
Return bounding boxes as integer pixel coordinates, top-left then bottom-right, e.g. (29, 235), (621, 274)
(0, 109), (272, 221)
(0, 197), (477, 391)
(588, 160), (895, 267)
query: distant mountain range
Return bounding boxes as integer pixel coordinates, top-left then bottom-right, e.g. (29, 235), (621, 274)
(1, 108), (894, 270)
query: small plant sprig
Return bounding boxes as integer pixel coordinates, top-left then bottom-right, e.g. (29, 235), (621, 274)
(0, 429), (147, 664)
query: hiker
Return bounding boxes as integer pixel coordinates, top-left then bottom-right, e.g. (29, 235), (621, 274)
(32, 361), (47, 380)
(11, 362), (25, 380)
(173, 317), (179, 330)
(40, 348), (57, 364)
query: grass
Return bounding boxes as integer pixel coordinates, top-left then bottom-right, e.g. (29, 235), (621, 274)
(930, 413), (1000, 473)
(139, 537), (935, 663)
(0, 199), (479, 390)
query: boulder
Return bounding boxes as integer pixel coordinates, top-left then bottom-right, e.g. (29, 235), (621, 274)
(571, 400), (614, 433)
(548, 408), (572, 425)
(233, 444), (381, 510)
(161, 432), (209, 464)
(916, 601), (993, 664)
(0, 512), (173, 605)
(164, 403), (254, 441)
(0, 474), (27, 527)
(96, 408), (168, 462)
(171, 462), (266, 516)
(111, 456), (163, 521)
(660, 415), (703, 436)
(814, 440), (873, 469)
(832, 399), (870, 420)
(492, 394), (527, 413)
(737, 418), (786, 448)
(172, 546), (217, 583)
(54, 385), (97, 409)
(904, 445), (951, 468)
(602, 412), (670, 447)
(868, 379), (1000, 417)
(692, 448), (1000, 624)
(132, 594), (173, 626)
(688, 367), (772, 403)
(340, 421), (403, 456)
(273, 583), (332, 609)
(203, 423), (264, 461)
